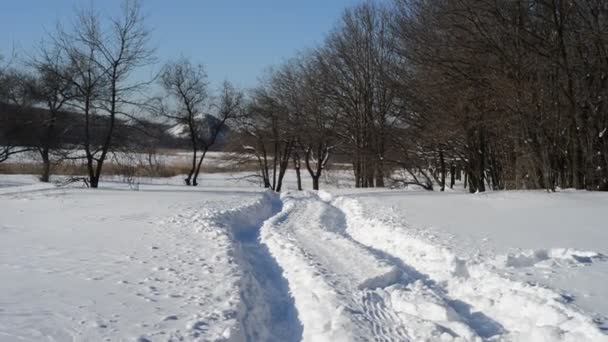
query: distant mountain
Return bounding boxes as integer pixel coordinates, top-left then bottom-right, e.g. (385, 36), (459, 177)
(0, 102), (191, 150)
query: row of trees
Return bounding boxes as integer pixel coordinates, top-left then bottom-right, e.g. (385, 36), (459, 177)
(3, 0), (607, 192)
(0, 1), (156, 187)
(235, 3), (399, 191)
(0, 0), (236, 188)
(238, 0), (608, 192)
(397, 0), (608, 192)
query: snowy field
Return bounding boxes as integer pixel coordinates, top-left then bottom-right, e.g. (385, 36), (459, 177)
(1, 173), (607, 341)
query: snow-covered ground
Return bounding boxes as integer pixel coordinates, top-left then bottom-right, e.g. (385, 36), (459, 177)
(1, 173), (607, 341)
(340, 190), (608, 321)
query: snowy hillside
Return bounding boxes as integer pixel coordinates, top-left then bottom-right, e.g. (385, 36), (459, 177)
(1, 175), (607, 341)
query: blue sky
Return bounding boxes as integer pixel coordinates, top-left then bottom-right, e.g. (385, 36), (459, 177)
(0, 0), (362, 88)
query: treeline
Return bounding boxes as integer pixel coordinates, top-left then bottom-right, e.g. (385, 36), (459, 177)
(0, 0), (236, 187)
(2, 0), (607, 191)
(237, 0), (608, 192)
(0, 0), (157, 187)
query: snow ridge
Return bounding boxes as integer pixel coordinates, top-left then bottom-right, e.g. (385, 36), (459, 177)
(333, 195), (608, 342)
(497, 248), (607, 269)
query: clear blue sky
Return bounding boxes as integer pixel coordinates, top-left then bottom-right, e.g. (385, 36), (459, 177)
(0, 0), (363, 89)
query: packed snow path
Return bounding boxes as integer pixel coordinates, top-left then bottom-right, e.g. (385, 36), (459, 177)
(262, 192), (481, 341)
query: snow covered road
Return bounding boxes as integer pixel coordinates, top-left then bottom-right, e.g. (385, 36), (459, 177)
(1, 182), (607, 341)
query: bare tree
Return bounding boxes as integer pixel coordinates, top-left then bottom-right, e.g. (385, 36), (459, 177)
(159, 59), (240, 186)
(159, 58), (209, 185)
(237, 76), (294, 192)
(29, 46), (75, 181)
(190, 81), (242, 186)
(0, 66), (36, 164)
(53, 0), (154, 188)
(278, 54), (336, 191)
(318, 2), (401, 188)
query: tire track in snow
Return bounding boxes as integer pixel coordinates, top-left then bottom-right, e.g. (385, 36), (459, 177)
(261, 191), (483, 341)
(333, 194), (608, 342)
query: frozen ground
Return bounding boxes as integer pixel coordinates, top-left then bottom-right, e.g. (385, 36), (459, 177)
(0, 174), (607, 341)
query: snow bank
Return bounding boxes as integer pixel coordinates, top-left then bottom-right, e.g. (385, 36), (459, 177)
(333, 196), (608, 342)
(499, 248), (607, 269)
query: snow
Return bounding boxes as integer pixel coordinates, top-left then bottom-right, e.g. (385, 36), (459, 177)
(1, 174), (607, 341)
(0, 175), (55, 194)
(340, 190), (608, 324)
(334, 193), (607, 341)
(0, 180), (272, 341)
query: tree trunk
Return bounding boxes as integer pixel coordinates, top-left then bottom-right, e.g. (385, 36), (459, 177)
(312, 176), (320, 191)
(40, 109), (57, 183)
(478, 130), (486, 192)
(467, 170), (476, 193)
(40, 148), (51, 183)
(185, 139), (197, 186)
(450, 163), (456, 189)
(375, 160), (385, 187)
(294, 156), (302, 191)
(90, 175), (99, 189)
(185, 170), (194, 186)
(276, 159), (290, 192)
(192, 149), (208, 187)
(439, 150), (446, 191)
(354, 160), (361, 188)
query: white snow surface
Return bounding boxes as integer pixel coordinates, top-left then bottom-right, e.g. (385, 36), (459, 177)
(0, 179), (288, 341)
(1, 174), (607, 341)
(339, 190), (608, 324)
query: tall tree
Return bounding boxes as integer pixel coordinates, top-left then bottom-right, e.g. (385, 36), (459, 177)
(160, 59), (239, 186)
(30, 47), (74, 181)
(53, 0), (154, 188)
(318, 2), (401, 188)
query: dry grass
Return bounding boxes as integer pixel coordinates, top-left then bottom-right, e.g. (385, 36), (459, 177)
(0, 162), (185, 178)
(0, 158), (260, 178)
